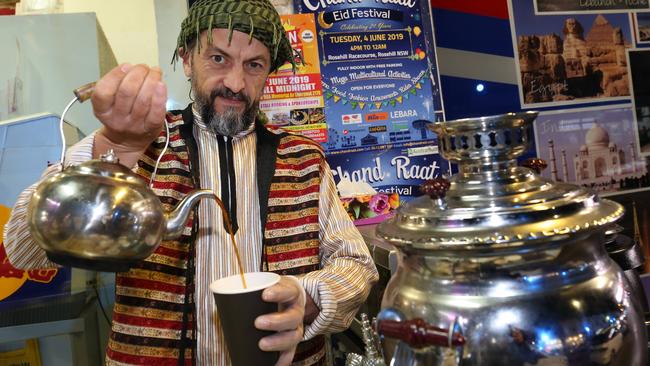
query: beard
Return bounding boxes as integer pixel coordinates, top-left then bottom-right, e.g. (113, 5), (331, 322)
(192, 81), (258, 136)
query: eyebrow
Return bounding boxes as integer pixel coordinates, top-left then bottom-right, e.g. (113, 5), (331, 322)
(204, 44), (269, 65)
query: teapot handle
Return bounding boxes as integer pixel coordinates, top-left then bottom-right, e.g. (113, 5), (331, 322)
(56, 82), (97, 169)
(73, 82), (96, 103)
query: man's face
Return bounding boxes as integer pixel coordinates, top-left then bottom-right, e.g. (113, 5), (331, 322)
(182, 28), (272, 135)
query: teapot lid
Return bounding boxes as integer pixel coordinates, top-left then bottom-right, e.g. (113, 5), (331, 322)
(69, 150), (144, 185)
(376, 112), (623, 250)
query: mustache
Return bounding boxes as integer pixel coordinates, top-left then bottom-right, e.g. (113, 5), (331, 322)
(209, 87), (251, 106)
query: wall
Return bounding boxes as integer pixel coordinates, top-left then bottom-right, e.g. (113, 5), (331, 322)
(0, 13), (107, 135)
(61, 0), (191, 110)
(154, 0), (190, 111)
(62, 0), (159, 66)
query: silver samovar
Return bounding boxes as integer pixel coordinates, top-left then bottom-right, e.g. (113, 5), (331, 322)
(370, 112), (647, 365)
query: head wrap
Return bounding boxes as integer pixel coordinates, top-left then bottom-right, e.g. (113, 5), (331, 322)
(173, 0), (296, 72)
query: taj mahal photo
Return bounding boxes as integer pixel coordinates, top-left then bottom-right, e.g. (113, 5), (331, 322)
(535, 107), (650, 194)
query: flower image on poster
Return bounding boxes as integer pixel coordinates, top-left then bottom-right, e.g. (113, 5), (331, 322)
(327, 141), (450, 224)
(294, 0), (443, 153)
(534, 106), (650, 195)
(509, 0), (633, 108)
(628, 49), (650, 155)
(635, 13), (650, 44)
(337, 178), (400, 225)
(534, 0), (649, 14)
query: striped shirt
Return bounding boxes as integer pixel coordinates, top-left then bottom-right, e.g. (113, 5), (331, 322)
(3, 107), (379, 365)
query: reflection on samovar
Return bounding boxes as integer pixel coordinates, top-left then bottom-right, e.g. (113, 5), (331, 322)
(352, 112), (648, 365)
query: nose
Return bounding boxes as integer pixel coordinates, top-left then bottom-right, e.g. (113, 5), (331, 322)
(223, 64), (245, 94)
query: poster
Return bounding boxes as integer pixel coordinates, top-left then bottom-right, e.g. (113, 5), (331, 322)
(294, 0), (443, 153)
(509, 0), (633, 108)
(534, 106), (650, 195)
(535, 0), (650, 14)
(260, 13), (327, 143)
(628, 49), (650, 155)
(326, 140), (451, 224)
(636, 13), (650, 43)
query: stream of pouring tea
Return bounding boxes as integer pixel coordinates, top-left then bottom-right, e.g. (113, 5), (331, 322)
(213, 198), (247, 288)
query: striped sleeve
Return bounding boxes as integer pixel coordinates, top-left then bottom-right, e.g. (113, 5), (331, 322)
(3, 133), (96, 270)
(299, 159), (379, 340)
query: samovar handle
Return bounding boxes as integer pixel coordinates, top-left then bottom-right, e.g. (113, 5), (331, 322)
(420, 177), (451, 209)
(376, 318), (466, 349)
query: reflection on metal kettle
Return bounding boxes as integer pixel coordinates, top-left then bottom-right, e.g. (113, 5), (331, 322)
(374, 112), (647, 365)
(26, 82), (225, 272)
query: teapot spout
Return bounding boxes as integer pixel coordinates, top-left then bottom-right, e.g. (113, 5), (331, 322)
(165, 189), (217, 239)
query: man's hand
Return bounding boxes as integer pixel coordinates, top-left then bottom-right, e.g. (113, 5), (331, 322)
(91, 63), (168, 167)
(255, 276), (306, 366)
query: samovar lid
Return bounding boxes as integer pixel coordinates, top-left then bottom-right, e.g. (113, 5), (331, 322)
(376, 112), (623, 250)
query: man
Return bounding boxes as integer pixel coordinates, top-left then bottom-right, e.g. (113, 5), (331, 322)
(3, 0), (379, 365)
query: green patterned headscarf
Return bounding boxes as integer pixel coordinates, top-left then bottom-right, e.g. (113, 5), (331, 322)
(173, 0), (296, 72)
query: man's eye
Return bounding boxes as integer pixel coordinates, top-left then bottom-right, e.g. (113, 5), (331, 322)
(248, 62), (268, 73)
(211, 55), (225, 64)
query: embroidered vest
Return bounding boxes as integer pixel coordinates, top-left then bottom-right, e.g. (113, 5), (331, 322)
(105, 108), (327, 365)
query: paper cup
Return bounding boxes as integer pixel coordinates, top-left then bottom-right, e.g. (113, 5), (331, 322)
(210, 272), (280, 366)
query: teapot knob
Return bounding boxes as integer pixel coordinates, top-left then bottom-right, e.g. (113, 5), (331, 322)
(420, 177), (451, 200)
(521, 157), (548, 174)
(99, 149), (119, 164)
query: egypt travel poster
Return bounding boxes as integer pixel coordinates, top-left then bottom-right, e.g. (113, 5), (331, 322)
(509, 0), (633, 108)
(535, 0), (649, 14)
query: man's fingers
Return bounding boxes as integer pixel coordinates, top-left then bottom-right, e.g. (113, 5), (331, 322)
(112, 64), (150, 118)
(92, 63), (132, 116)
(258, 327), (303, 352)
(254, 277), (305, 366)
(131, 67), (163, 125)
(143, 82), (167, 136)
(262, 281), (299, 305)
(255, 307), (303, 332)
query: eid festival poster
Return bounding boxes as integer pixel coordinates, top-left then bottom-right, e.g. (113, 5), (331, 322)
(294, 0), (443, 153)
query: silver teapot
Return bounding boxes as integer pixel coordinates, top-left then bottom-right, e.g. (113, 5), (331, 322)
(28, 150), (217, 272)
(375, 112), (647, 365)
